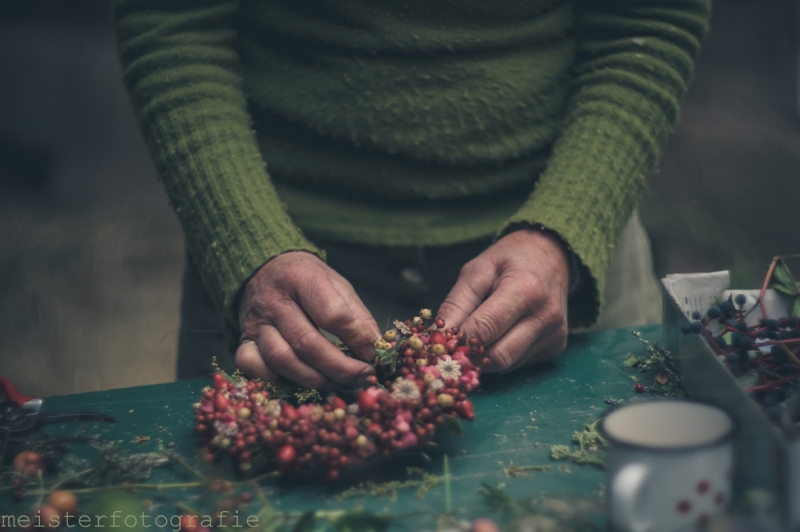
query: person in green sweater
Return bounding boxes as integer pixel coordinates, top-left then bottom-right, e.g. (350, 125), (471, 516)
(114, 0), (711, 387)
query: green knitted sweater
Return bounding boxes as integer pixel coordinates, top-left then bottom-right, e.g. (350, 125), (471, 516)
(114, 0), (710, 335)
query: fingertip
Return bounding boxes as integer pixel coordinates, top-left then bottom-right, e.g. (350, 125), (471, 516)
(235, 340), (279, 381)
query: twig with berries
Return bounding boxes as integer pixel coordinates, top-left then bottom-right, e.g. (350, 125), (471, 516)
(681, 256), (800, 428)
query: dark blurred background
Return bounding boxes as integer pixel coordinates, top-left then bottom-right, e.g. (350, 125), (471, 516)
(1, 1), (799, 398)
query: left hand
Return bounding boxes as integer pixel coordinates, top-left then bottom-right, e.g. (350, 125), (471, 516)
(437, 228), (571, 373)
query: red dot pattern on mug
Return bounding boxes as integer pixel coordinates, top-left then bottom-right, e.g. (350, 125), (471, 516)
(676, 500), (692, 514)
(696, 480), (709, 494)
(715, 492), (726, 506)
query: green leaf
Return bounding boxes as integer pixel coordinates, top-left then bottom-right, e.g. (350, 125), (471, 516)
(438, 414), (462, 435)
(622, 354), (641, 368)
(335, 512), (392, 532)
(375, 347), (398, 374)
(291, 512), (316, 532)
(790, 298), (800, 318)
(218, 369), (238, 384)
(769, 261), (799, 296)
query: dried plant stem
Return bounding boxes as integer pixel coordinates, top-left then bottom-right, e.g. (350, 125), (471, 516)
(759, 257), (780, 319)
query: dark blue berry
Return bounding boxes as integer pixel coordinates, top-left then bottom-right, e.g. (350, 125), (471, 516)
(691, 310), (702, 320)
(689, 321), (703, 334)
(736, 349), (750, 363)
(734, 321), (748, 332)
(734, 294), (747, 307)
(779, 331), (792, 340)
(757, 330), (769, 339)
(680, 323), (691, 335)
(713, 336), (727, 348)
(761, 318), (780, 330)
(725, 353), (740, 365)
(738, 337), (754, 350)
(731, 332), (742, 347)
(777, 364), (799, 376)
(767, 331), (779, 340)
(706, 306), (721, 319)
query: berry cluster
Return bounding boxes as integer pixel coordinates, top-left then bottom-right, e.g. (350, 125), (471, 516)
(194, 313), (487, 480)
(682, 294), (800, 425)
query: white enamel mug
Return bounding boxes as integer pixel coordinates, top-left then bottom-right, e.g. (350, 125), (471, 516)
(600, 400), (735, 532)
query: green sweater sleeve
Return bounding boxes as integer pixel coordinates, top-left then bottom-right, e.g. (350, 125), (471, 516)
(498, 0), (711, 327)
(113, 0), (324, 336)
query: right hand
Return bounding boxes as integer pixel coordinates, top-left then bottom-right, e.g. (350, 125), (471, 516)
(235, 252), (381, 389)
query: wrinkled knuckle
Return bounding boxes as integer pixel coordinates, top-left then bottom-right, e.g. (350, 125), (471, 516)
(491, 345), (514, 372)
(519, 276), (545, 307)
(292, 330), (319, 355)
(263, 344), (294, 368)
(323, 302), (352, 331)
(471, 315), (498, 346)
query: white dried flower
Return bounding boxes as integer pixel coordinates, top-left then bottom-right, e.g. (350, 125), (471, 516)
(436, 357), (462, 380)
(391, 378), (421, 401)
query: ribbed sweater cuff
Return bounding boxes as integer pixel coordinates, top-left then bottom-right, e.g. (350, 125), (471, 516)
(146, 111), (324, 336)
(497, 110), (656, 328)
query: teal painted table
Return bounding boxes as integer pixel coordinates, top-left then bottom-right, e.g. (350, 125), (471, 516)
(1, 325), (659, 530)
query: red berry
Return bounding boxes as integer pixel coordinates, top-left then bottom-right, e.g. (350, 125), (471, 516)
(12, 450), (45, 477)
(461, 399), (475, 421)
(213, 373), (229, 389)
(33, 504), (60, 529)
(48, 490), (78, 514)
(468, 337), (479, 346)
(214, 393), (230, 412)
(430, 332), (447, 346)
(181, 514), (199, 532)
(453, 345), (469, 356)
(357, 390), (378, 414)
(278, 445), (297, 466)
(634, 383), (644, 393)
(435, 317), (446, 328)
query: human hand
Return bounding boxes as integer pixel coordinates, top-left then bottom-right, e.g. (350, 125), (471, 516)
(235, 252), (381, 389)
(437, 229), (570, 373)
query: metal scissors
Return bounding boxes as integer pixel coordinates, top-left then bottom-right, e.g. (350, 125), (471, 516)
(0, 375), (116, 436)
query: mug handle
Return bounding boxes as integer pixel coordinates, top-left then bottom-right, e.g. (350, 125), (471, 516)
(613, 462), (652, 532)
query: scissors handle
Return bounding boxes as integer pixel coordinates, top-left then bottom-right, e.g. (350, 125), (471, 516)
(0, 375), (36, 408)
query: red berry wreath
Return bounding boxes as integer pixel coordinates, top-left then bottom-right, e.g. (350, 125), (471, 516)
(193, 312), (488, 480)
